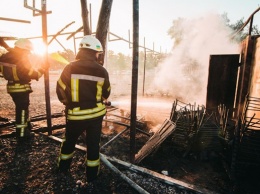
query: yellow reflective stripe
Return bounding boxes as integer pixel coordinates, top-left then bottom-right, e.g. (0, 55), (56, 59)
(58, 78), (66, 90)
(8, 89), (28, 93)
(60, 152), (74, 160)
(71, 74), (104, 82)
(68, 103), (105, 115)
(12, 67), (19, 81)
(16, 110), (27, 128)
(86, 158), (100, 167)
(28, 68), (34, 76)
(16, 110), (26, 137)
(7, 84), (31, 93)
(107, 86), (111, 92)
(96, 81), (104, 101)
(21, 110), (25, 125)
(16, 124), (27, 128)
(67, 109), (106, 120)
(71, 78), (79, 102)
(20, 128), (24, 137)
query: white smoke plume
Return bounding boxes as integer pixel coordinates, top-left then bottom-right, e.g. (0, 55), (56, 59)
(150, 13), (240, 105)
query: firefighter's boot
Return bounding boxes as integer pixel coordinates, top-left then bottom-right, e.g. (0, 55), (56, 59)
(57, 158), (72, 173)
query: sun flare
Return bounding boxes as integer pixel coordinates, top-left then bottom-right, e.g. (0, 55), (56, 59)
(33, 40), (48, 56)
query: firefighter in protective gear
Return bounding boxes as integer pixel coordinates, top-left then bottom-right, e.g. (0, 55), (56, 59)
(56, 35), (111, 183)
(0, 38), (45, 139)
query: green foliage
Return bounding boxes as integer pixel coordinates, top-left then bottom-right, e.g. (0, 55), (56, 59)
(167, 17), (186, 48)
(139, 51), (166, 70)
(222, 12), (260, 41)
(107, 50), (131, 72)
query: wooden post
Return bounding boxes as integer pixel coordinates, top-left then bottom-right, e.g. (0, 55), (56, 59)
(41, 0), (52, 135)
(130, 0), (139, 163)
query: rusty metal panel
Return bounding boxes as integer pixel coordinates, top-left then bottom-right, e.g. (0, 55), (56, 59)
(206, 54), (239, 116)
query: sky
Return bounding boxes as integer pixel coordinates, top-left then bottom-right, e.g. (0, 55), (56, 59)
(0, 0), (260, 55)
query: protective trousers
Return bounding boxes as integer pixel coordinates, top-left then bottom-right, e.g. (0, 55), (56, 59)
(10, 92), (30, 138)
(57, 116), (103, 182)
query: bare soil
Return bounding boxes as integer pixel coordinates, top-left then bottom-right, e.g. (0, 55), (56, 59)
(0, 74), (260, 194)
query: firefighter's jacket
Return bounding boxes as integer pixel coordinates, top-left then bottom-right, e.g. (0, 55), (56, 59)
(56, 51), (111, 120)
(0, 48), (43, 93)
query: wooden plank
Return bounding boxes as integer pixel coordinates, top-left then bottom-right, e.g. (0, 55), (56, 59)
(135, 119), (176, 163)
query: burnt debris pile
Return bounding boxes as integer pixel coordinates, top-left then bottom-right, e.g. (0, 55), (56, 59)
(230, 95), (260, 177)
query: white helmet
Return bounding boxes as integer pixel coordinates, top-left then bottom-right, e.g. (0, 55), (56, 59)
(79, 35), (103, 52)
(14, 38), (33, 51)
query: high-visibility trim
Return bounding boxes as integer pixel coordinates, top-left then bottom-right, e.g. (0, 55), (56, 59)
(58, 78), (66, 90)
(107, 86), (111, 92)
(12, 67), (19, 81)
(86, 158), (100, 167)
(96, 81), (104, 102)
(60, 152), (74, 160)
(67, 103), (106, 120)
(16, 110), (27, 137)
(20, 128), (24, 137)
(16, 124), (27, 128)
(7, 84), (31, 93)
(67, 109), (106, 120)
(68, 103), (105, 115)
(21, 110), (25, 124)
(71, 78), (79, 102)
(71, 74), (104, 82)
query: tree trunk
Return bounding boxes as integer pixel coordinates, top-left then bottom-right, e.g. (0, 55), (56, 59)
(96, 0), (113, 65)
(80, 0), (91, 35)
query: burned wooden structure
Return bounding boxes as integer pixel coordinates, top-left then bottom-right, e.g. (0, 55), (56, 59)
(205, 35), (260, 184)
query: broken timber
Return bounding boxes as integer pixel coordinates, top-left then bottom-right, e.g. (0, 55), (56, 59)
(134, 119), (176, 163)
(48, 134), (214, 194)
(106, 155), (216, 194)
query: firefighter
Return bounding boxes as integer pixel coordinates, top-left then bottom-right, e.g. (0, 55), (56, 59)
(56, 35), (111, 184)
(0, 38), (45, 140)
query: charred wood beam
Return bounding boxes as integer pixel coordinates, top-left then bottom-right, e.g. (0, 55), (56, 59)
(48, 21), (75, 45)
(100, 127), (129, 150)
(105, 155), (216, 194)
(0, 17), (31, 24)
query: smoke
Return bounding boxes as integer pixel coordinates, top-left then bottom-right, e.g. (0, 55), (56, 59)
(110, 96), (173, 127)
(150, 13), (240, 105)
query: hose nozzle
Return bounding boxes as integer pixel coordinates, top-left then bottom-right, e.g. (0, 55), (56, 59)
(103, 100), (111, 106)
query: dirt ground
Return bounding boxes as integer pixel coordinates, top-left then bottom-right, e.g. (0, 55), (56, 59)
(0, 73), (260, 194)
